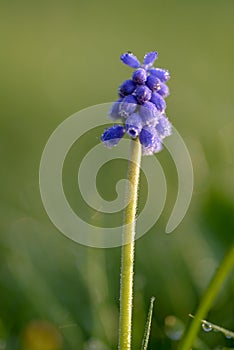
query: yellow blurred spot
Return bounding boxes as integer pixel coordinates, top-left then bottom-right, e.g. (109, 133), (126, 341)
(22, 320), (62, 350)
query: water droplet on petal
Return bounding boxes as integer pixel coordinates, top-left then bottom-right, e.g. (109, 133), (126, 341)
(202, 322), (213, 332)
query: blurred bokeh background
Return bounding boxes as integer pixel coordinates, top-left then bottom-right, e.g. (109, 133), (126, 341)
(1, 0), (234, 349)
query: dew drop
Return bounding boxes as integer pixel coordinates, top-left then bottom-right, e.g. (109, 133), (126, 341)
(225, 334), (233, 339)
(202, 322), (213, 332)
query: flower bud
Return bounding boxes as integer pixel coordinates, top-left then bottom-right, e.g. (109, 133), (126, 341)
(155, 115), (172, 139)
(146, 75), (161, 91)
(118, 79), (136, 97)
(125, 113), (143, 138)
(139, 101), (159, 126)
(132, 68), (147, 84)
(120, 95), (138, 118)
(135, 85), (152, 104)
(143, 51), (158, 67)
(150, 92), (166, 112)
(148, 68), (170, 82)
(157, 82), (170, 98)
(109, 99), (123, 120)
(101, 125), (125, 148)
(120, 52), (141, 68)
(140, 126), (162, 155)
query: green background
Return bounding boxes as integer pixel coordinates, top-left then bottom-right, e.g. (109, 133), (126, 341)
(1, 0), (234, 349)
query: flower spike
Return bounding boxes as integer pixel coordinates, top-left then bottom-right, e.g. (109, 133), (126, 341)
(102, 51), (172, 155)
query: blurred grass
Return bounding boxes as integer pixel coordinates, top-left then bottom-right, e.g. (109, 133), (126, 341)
(0, 0), (234, 349)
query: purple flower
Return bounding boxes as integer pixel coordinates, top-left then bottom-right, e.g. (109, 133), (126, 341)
(101, 125), (125, 148)
(140, 126), (162, 155)
(120, 52), (140, 68)
(109, 99), (123, 120)
(135, 85), (152, 104)
(155, 115), (172, 139)
(143, 51), (158, 68)
(150, 92), (166, 112)
(125, 113), (143, 138)
(101, 51), (172, 155)
(157, 82), (170, 98)
(118, 79), (136, 97)
(120, 95), (138, 118)
(148, 68), (170, 82)
(132, 68), (147, 84)
(139, 101), (159, 126)
(146, 75), (161, 91)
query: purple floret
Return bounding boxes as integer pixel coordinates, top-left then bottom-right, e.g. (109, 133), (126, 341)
(132, 68), (147, 84)
(143, 51), (158, 68)
(118, 79), (136, 97)
(120, 52), (141, 68)
(139, 101), (159, 126)
(135, 85), (152, 104)
(109, 99), (123, 120)
(146, 75), (161, 92)
(125, 113), (143, 138)
(148, 68), (170, 82)
(120, 95), (138, 118)
(155, 115), (172, 139)
(140, 126), (162, 155)
(150, 92), (166, 112)
(157, 82), (170, 98)
(101, 125), (125, 148)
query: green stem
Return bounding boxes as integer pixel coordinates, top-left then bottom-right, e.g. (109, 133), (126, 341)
(118, 138), (142, 350)
(141, 297), (156, 350)
(180, 244), (234, 350)
(189, 314), (234, 339)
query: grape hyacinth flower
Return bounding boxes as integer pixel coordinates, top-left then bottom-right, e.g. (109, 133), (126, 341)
(101, 51), (172, 155)
(100, 51), (173, 350)
(101, 125), (125, 148)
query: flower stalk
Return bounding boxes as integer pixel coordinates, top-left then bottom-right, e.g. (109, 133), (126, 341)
(118, 138), (142, 350)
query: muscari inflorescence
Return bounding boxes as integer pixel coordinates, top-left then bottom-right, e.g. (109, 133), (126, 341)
(101, 51), (172, 155)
